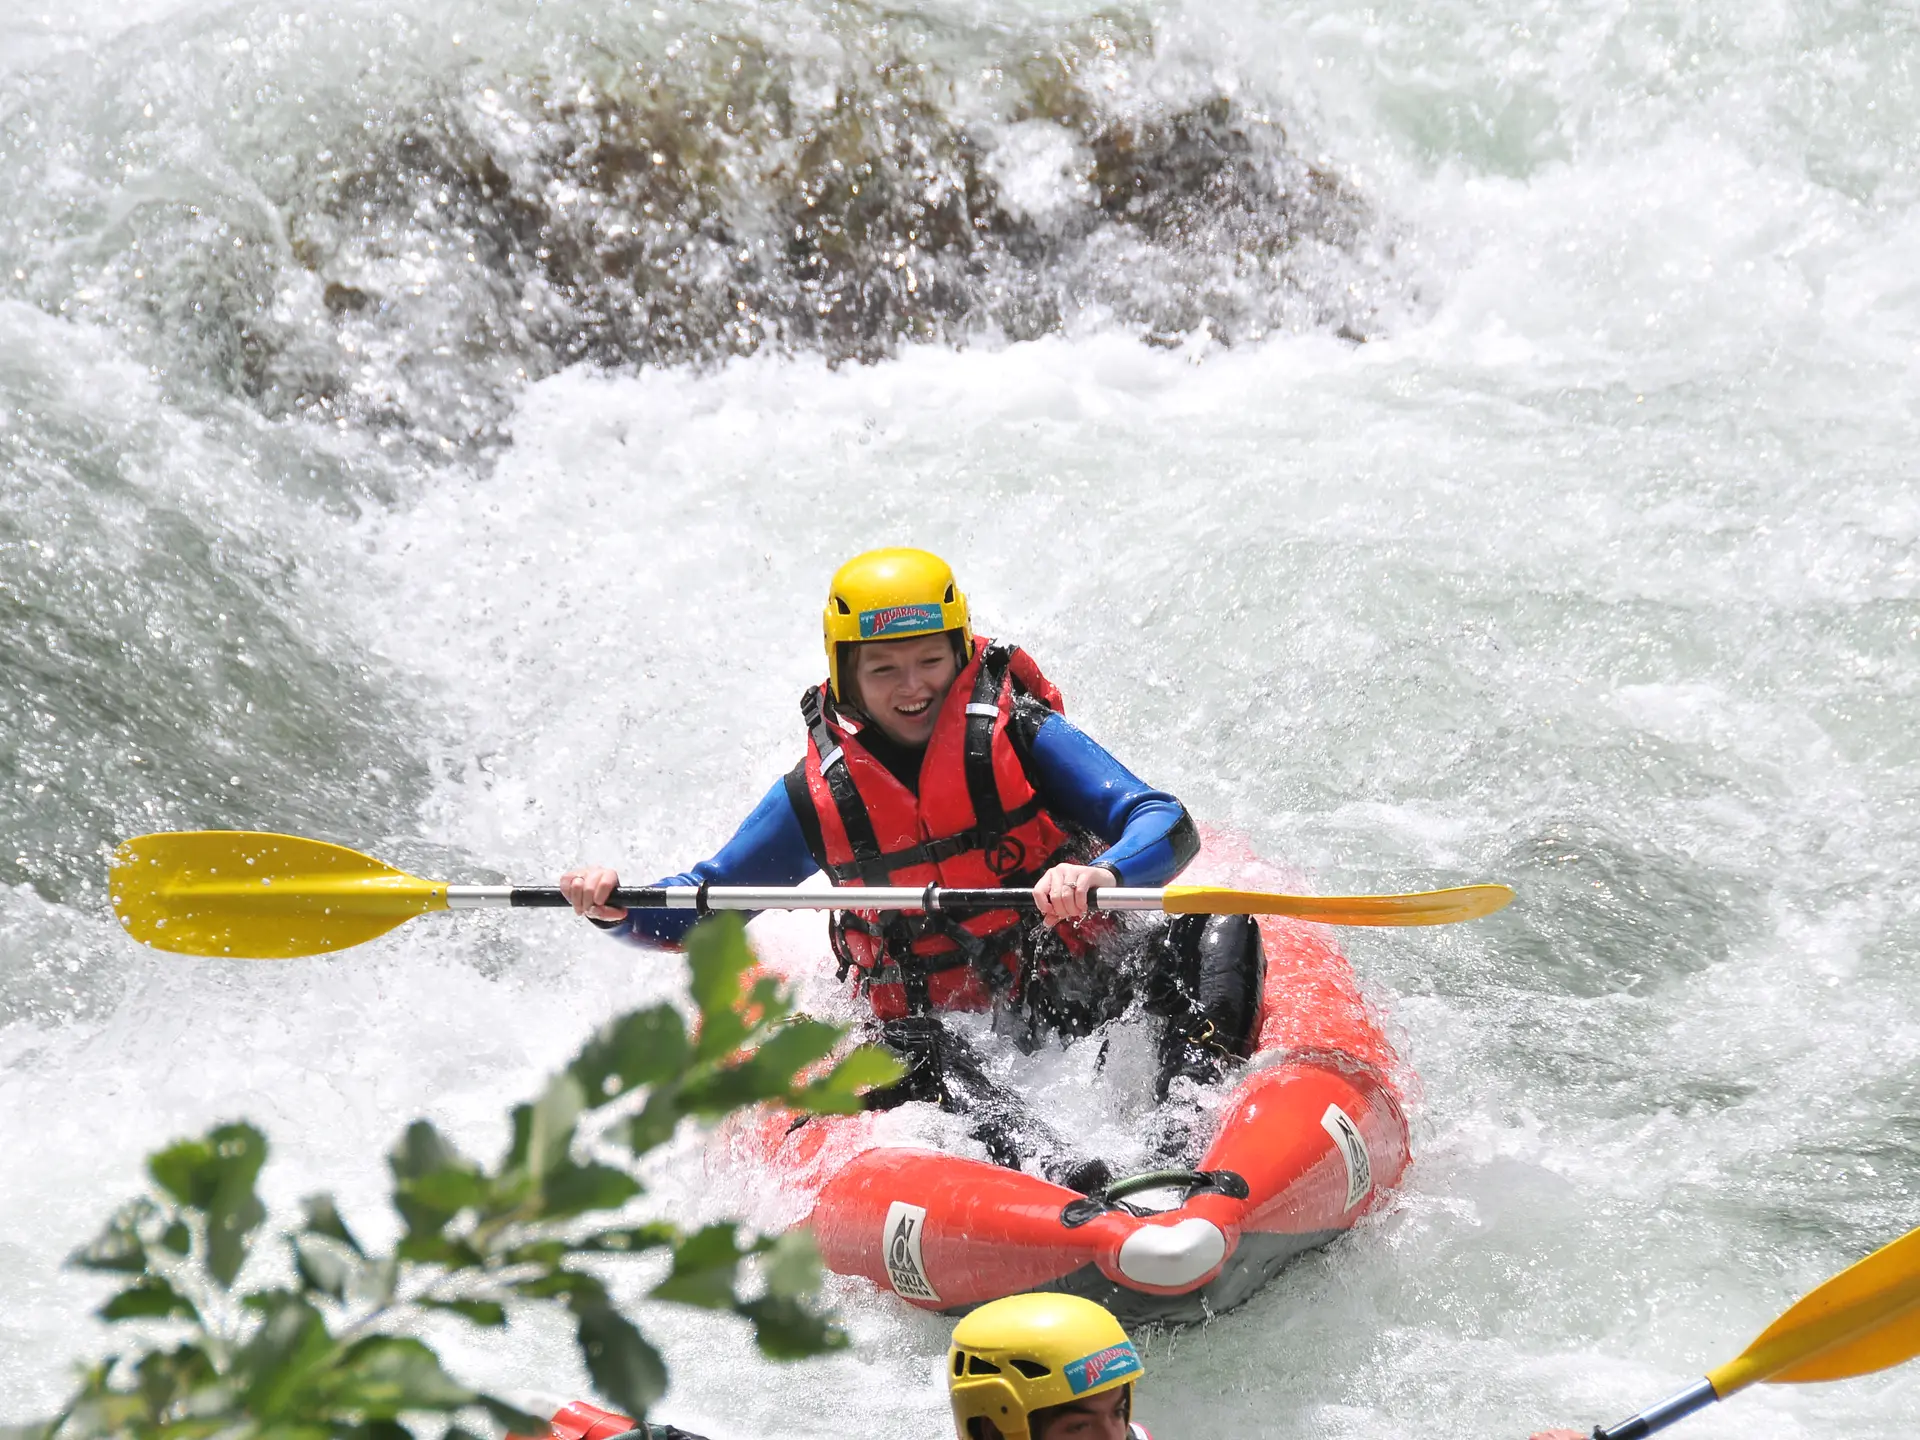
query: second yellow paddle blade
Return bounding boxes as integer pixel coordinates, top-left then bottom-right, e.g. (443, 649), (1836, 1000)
(1162, 882), (1515, 926)
(110, 831), (447, 959)
(1708, 1225), (1920, 1395)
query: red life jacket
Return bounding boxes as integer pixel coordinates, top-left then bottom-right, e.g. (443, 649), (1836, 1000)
(784, 638), (1085, 1018)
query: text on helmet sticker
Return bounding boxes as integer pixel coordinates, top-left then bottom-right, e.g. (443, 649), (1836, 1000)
(1321, 1102), (1373, 1211)
(859, 603), (944, 638)
(1064, 1342), (1142, 1394)
(882, 1201), (941, 1303)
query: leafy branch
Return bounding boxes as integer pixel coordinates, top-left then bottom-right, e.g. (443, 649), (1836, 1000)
(22, 917), (902, 1440)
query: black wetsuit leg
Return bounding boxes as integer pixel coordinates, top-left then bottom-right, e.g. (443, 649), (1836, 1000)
(863, 1014), (1072, 1175)
(1145, 913), (1267, 1101)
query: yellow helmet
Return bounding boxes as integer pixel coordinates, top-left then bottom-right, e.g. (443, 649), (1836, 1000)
(822, 547), (972, 703)
(948, 1293), (1143, 1440)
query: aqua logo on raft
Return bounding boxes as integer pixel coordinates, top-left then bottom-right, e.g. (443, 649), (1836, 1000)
(882, 1200), (941, 1303)
(1064, 1342), (1142, 1394)
(859, 603), (944, 638)
(1320, 1102), (1373, 1211)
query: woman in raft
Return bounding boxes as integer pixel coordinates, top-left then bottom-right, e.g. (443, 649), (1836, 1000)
(559, 547), (1264, 1189)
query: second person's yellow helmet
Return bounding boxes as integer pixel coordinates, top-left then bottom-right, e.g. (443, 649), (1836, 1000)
(948, 1293), (1143, 1440)
(822, 547), (972, 702)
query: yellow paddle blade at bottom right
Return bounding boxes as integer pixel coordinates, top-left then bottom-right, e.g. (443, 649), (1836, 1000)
(110, 831), (448, 959)
(1708, 1225), (1920, 1396)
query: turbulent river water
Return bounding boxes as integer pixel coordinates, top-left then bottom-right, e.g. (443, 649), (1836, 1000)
(4, 0), (1919, 1435)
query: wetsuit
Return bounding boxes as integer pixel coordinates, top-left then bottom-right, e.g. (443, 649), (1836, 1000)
(600, 694), (1260, 1182)
(600, 708), (1196, 948)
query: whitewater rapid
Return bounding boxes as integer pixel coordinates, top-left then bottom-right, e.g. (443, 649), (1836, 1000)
(5, 1), (1920, 1437)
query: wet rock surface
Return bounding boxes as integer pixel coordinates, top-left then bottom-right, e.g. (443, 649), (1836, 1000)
(0, 7), (1396, 449)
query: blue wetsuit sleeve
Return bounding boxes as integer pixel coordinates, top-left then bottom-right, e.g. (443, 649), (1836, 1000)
(602, 776), (820, 948)
(1024, 713), (1199, 887)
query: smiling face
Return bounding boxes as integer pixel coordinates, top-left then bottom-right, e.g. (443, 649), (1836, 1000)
(849, 633), (961, 746)
(1030, 1385), (1131, 1440)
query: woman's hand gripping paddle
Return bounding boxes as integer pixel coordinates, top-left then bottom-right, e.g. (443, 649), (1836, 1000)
(109, 830), (1516, 959)
(1587, 1223), (1920, 1438)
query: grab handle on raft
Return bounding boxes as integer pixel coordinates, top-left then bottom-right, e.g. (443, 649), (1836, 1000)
(1059, 1169), (1250, 1229)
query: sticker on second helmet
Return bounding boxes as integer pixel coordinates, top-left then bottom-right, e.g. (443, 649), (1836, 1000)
(1321, 1102), (1373, 1211)
(859, 603), (944, 638)
(1064, 1341), (1143, 1394)
(882, 1201), (940, 1303)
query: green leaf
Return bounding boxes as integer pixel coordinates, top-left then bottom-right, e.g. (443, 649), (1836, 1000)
(651, 1224), (747, 1310)
(394, 1233), (485, 1268)
(514, 1268), (608, 1306)
(69, 1197), (158, 1275)
(418, 1297), (507, 1327)
(502, 1239), (569, 1268)
(476, 1396), (552, 1436)
(133, 1343), (217, 1417)
(504, 1072), (586, 1182)
(235, 1292), (333, 1418)
(686, 916), (759, 1062)
(388, 1121), (480, 1239)
(751, 1020), (845, 1085)
(160, 1219), (192, 1256)
(407, 1166), (492, 1215)
(336, 1423), (412, 1440)
(99, 1274), (200, 1323)
(737, 1293), (849, 1361)
(389, 1119), (468, 1181)
(300, 1194), (365, 1256)
(314, 1336), (475, 1418)
(745, 974), (791, 1026)
(290, 1233), (357, 1301)
(624, 1093), (683, 1156)
(530, 1073), (586, 1175)
(569, 1005), (692, 1102)
(539, 1162), (643, 1221)
(576, 1222), (678, 1256)
(686, 915), (753, 1016)
(573, 1302), (667, 1420)
(794, 1045), (908, 1115)
(760, 1230), (824, 1300)
(675, 1061), (785, 1117)
(146, 1122), (268, 1288)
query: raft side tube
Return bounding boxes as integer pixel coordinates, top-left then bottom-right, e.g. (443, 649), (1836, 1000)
(805, 1058), (1406, 1321)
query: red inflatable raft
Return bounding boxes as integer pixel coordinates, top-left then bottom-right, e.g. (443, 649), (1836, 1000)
(722, 837), (1411, 1325)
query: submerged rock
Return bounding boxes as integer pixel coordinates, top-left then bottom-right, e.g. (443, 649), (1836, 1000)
(2, 5), (1400, 450)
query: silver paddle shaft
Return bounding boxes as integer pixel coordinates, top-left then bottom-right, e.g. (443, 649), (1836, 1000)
(444, 885), (1169, 914)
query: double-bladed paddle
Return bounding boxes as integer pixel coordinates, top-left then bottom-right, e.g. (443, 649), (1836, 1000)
(1589, 1222), (1920, 1438)
(108, 831), (1516, 959)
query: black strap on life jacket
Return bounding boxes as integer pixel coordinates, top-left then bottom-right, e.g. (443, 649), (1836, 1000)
(793, 654), (1054, 1012)
(799, 686), (922, 992)
(962, 642), (1013, 835)
(794, 654), (1045, 885)
(799, 686), (890, 888)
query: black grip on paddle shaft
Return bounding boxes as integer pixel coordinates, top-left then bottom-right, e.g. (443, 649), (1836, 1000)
(512, 886), (1050, 913)
(511, 887), (670, 908)
(931, 888), (1043, 913)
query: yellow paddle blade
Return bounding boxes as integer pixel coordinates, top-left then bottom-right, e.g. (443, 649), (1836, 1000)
(1707, 1225), (1920, 1396)
(1161, 882), (1515, 926)
(110, 831), (448, 958)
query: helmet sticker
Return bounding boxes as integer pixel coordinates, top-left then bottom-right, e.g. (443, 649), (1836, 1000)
(1064, 1342), (1142, 1394)
(859, 603), (945, 638)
